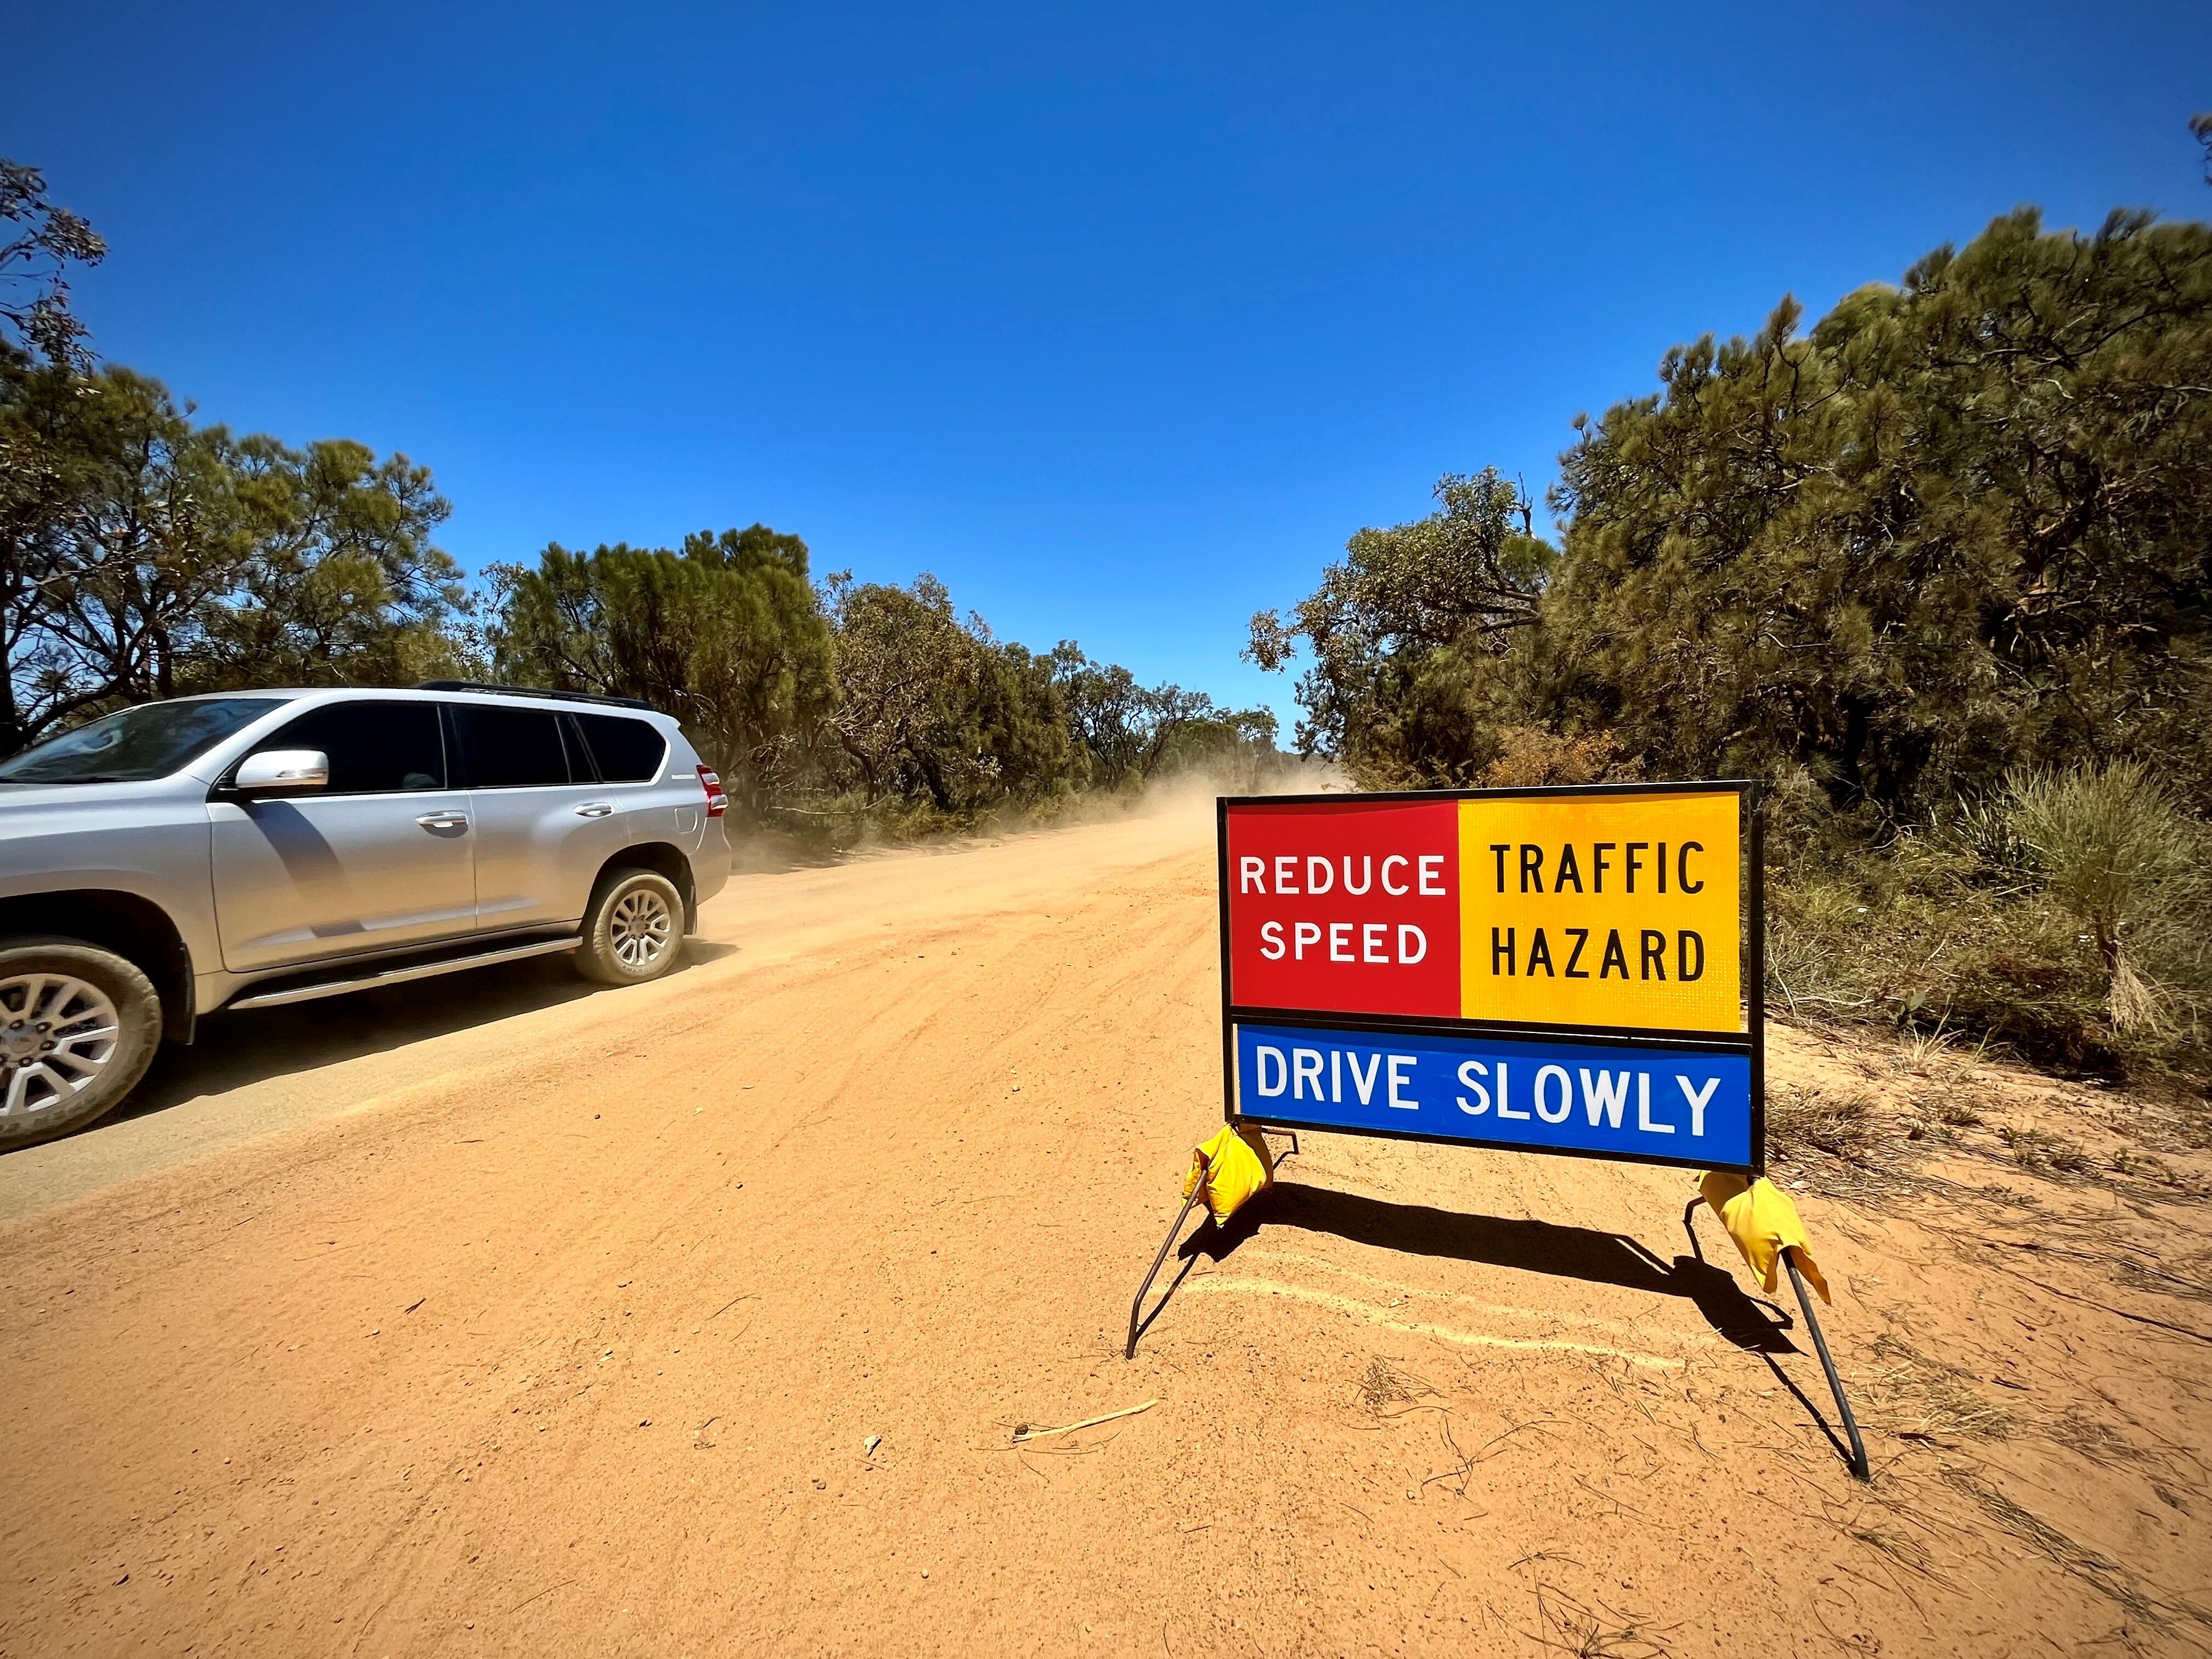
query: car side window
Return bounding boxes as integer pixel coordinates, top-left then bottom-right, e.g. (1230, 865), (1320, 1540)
(572, 712), (668, 783)
(258, 702), (447, 794)
(448, 704), (574, 788)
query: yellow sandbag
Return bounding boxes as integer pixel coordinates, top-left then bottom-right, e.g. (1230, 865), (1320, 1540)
(1183, 1124), (1274, 1226)
(1699, 1171), (1831, 1304)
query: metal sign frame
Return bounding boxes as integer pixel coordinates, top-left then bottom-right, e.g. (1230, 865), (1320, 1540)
(1216, 780), (1765, 1176)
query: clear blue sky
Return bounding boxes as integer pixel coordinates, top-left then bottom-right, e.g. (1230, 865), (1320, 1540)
(10, 2), (2208, 724)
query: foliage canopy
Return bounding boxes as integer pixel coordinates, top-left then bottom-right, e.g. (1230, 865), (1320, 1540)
(1257, 208), (2212, 825)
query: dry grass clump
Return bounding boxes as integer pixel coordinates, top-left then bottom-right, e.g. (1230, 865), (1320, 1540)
(1999, 1125), (2091, 1175)
(1356, 1357), (1435, 1416)
(1858, 1336), (2014, 1443)
(1845, 1520), (1953, 1589)
(2043, 1409), (2171, 1477)
(1933, 1097), (1983, 1128)
(1526, 1587), (1674, 1659)
(1893, 1024), (1985, 1080)
(1769, 1084), (1881, 1163)
(1769, 761), (2212, 1084)
(2004, 762), (2199, 1036)
(2109, 1244), (2212, 1305)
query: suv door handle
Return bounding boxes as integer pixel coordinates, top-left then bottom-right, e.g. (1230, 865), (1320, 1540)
(574, 802), (615, 819)
(416, 811), (470, 830)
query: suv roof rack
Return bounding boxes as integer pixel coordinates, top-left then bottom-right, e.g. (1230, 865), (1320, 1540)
(415, 680), (658, 713)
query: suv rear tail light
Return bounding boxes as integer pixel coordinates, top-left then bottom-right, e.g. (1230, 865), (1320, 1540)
(697, 765), (727, 818)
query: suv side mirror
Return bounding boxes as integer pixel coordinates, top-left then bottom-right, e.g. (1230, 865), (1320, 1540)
(234, 749), (331, 794)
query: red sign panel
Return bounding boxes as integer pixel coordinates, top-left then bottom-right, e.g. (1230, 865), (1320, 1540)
(1223, 798), (1460, 1018)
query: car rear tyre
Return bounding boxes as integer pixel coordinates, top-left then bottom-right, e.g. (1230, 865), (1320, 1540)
(0, 938), (162, 1149)
(575, 870), (686, 986)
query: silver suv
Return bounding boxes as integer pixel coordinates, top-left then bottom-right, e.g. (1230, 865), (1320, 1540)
(0, 682), (732, 1147)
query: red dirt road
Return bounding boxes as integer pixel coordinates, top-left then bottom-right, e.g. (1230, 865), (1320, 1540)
(4, 798), (2209, 1656)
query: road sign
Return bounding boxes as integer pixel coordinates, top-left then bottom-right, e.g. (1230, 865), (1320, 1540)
(1218, 783), (1763, 1173)
(1146, 782), (1861, 1480)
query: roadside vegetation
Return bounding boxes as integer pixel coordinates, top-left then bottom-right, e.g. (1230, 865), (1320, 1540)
(1249, 183), (2212, 1085)
(12, 148), (2212, 1074)
(0, 162), (1282, 842)
(486, 539), (1282, 836)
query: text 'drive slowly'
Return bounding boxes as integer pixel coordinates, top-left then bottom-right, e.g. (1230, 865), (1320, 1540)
(1233, 1023), (1754, 1169)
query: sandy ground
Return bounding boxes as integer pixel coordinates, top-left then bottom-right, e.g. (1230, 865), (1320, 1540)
(4, 794), (2211, 1657)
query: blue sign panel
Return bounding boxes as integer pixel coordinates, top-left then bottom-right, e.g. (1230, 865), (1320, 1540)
(1234, 1022), (1754, 1170)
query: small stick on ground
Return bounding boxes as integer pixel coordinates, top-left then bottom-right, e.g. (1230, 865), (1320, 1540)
(504, 1577), (576, 1617)
(1011, 1399), (1158, 1443)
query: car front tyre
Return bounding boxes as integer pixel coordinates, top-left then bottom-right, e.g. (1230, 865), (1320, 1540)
(575, 870), (687, 986)
(0, 938), (162, 1149)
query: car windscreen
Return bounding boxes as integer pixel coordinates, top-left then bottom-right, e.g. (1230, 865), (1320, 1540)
(0, 697), (295, 784)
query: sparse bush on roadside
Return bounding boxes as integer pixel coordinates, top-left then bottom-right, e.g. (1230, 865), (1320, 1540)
(1768, 853), (2118, 1071)
(1764, 764), (2212, 1084)
(1474, 726), (1644, 789)
(2004, 763), (2203, 1035)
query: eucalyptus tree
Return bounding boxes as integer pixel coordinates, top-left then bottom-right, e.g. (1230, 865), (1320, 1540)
(1245, 467), (1553, 785)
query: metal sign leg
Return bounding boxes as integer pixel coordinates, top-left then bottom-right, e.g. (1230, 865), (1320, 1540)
(1784, 1245), (1870, 1481)
(1126, 1179), (1206, 1361)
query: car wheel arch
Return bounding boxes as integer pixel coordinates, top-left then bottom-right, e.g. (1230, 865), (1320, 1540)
(0, 890), (195, 1043)
(591, 843), (697, 932)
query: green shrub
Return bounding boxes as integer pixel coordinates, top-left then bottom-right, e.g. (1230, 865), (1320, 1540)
(1763, 768), (2212, 1081)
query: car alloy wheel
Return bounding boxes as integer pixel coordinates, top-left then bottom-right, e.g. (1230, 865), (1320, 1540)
(609, 886), (675, 972)
(0, 972), (123, 1123)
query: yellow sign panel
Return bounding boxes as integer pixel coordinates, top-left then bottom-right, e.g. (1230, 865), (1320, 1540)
(1457, 791), (1742, 1033)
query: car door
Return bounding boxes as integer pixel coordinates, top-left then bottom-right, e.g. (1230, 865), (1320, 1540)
(208, 699), (477, 973)
(446, 702), (631, 931)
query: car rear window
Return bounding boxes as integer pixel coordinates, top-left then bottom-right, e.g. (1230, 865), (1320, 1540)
(572, 712), (668, 783)
(448, 704), (576, 788)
